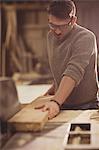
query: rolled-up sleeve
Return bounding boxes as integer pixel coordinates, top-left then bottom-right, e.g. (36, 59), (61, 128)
(62, 33), (95, 85)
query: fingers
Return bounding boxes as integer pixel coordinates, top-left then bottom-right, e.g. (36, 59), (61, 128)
(42, 105), (54, 119)
(48, 108), (54, 119)
(35, 101), (60, 119)
(43, 92), (49, 96)
(35, 104), (49, 112)
(42, 105), (49, 111)
(35, 104), (45, 109)
(48, 107), (59, 119)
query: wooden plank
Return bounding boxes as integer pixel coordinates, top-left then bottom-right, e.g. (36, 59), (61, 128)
(8, 107), (48, 132)
(8, 95), (82, 132)
(21, 96), (82, 123)
(7, 96), (52, 132)
(27, 96), (82, 123)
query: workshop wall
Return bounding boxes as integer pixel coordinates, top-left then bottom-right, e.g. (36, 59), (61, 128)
(1, 0), (99, 79)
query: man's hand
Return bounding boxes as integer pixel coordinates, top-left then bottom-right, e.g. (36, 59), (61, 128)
(35, 101), (60, 119)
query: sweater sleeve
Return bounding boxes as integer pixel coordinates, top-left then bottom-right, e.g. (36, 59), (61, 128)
(63, 32), (96, 85)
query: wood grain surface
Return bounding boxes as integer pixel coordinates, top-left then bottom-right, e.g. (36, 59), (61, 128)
(8, 107), (48, 131)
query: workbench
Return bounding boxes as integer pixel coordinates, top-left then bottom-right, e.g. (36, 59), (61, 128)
(2, 84), (99, 150)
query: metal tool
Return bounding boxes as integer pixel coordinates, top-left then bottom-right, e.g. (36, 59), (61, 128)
(0, 77), (21, 148)
(63, 123), (99, 149)
(0, 77), (21, 121)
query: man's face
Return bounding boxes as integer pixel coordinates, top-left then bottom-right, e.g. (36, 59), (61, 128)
(48, 14), (73, 39)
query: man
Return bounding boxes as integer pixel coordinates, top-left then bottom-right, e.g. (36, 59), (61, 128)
(36, 0), (98, 119)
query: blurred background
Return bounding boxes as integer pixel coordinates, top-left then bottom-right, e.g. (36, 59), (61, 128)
(0, 0), (99, 84)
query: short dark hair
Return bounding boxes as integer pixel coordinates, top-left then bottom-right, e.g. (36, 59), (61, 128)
(47, 0), (76, 19)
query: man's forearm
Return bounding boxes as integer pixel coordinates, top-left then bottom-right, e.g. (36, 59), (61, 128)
(53, 76), (76, 105)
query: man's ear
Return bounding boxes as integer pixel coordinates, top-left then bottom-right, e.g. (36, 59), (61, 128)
(70, 16), (77, 25)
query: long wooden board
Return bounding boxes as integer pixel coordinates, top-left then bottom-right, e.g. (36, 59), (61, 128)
(8, 107), (48, 131)
(8, 95), (52, 132)
(8, 95), (82, 132)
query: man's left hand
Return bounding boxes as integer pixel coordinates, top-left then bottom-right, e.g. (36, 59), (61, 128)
(35, 101), (60, 119)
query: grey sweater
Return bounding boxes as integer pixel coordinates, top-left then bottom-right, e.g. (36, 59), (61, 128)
(47, 24), (98, 107)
